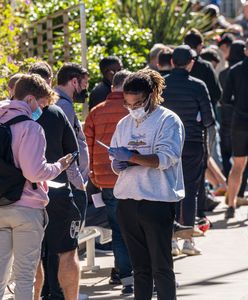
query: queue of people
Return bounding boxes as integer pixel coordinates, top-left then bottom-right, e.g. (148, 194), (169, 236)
(0, 21), (248, 300)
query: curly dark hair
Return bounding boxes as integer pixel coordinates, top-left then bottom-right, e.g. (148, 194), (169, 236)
(123, 69), (165, 106)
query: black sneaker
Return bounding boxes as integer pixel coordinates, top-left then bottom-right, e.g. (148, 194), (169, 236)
(95, 241), (112, 253)
(173, 221), (194, 239)
(205, 197), (221, 212)
(109, 268), (121, 285)
(121, 285), (133, 295)
(225, 207), (235, 219)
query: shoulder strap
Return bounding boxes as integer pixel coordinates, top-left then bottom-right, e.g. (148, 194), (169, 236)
(0, 115), (37, 190)
(3, 115), (32, 126)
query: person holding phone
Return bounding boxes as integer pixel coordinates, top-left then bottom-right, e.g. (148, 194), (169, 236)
(0, 74), (72, 300)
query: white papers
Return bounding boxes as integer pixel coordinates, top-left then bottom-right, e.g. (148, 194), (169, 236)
(91, 192), (106, 208)
(47, 181), (66, 189)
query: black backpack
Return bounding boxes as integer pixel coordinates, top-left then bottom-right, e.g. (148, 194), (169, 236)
(0, 115), (36, 206)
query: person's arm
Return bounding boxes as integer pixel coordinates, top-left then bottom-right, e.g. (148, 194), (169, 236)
(205, 63), (222, 106)
(17, 123), (65, 182)
(198, 82), (215, 128)
(77, 124), (90, 182)
(61, 113), (85, 190)
(83, 112), (95, 181)
(57, 101), (89, 182)
(221, 69), (234, 106)
(129, 154), (159, 168)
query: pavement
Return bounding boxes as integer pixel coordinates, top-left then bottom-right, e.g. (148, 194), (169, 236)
(4, 196), (248, 300)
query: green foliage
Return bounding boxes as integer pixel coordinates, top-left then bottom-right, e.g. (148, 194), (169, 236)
(0, 0), (214, 103)
(0, 0), (151, 100)
(28, 0), (151, 88)
(85, 0), (151, 87)
(116, 0), (212, 45)
(0, 0), (30, 99)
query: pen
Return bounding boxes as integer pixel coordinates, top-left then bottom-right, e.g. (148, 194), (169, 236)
(96, 140), (110, 150)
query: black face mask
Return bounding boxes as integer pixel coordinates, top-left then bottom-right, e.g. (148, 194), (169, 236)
(73, 88), (88, 103)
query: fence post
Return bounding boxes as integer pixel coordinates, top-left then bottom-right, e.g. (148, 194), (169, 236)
(79, 2), (87, 68)
(79, 2), (89, 120)
(63, 12), (70, 62)
(37, 23), (43, 57)
(27, 28), (34, 57)
(20, 32), (28, 58)
(47, 18), (54, 65)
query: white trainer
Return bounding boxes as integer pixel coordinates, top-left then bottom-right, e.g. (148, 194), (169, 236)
(182, 238), (201, 256)
(172, 238), (181, 256)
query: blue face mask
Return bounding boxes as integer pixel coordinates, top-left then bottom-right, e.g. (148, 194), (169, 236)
(32, 107), (43, 121)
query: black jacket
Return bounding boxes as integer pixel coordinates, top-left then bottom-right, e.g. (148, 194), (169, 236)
(163, 68), (215, 142)
(89, 78), (111, 111)
(38, 105), (79, 183)
(190, 56), (222, 107)
(222, 57), (248, 117)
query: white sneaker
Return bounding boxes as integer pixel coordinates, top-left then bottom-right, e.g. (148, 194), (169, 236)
(171, 238), (181, 256)
(182, 239), (201, 256)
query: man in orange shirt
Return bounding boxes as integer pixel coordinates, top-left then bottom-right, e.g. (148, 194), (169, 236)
(84, 70), (133, 295)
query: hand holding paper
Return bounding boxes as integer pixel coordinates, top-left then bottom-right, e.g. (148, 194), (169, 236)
(112, 159), (129, 172)
(108, 147), (134, 161)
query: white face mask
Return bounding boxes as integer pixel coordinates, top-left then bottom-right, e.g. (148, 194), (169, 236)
(128, 106), (147, 120)
(127, 95), (151, 120)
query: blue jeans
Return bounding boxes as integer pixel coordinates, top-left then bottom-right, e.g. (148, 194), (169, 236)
(102, 188), (133, 286)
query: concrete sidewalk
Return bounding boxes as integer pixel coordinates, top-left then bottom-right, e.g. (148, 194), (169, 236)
(4, 197), (248, 299)
(78, 197), (248, 300)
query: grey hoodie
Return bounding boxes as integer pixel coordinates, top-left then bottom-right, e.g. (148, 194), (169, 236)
(111, 106), (185, 202)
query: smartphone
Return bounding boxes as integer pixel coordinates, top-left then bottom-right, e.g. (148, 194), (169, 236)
(69, 151), (79, 165)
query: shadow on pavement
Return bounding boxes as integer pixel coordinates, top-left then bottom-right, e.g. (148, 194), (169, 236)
(210, 217), (248, 230)
(79, 283), (132, 299)
(179, 267), (248, 288)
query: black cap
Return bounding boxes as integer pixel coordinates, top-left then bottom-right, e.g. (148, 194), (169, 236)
(172, 45), (197, 66)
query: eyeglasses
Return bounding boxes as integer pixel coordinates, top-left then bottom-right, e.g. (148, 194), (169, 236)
(123, 95), (149, 110)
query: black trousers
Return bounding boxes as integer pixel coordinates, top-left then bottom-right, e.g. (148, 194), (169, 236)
(197, 141), (208, 216)
(177, 142), (204, 226)
(117, 199), (176, 300)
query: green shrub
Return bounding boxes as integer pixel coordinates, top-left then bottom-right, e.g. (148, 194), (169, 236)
(28, 0), (152, 89)
(116, 0), (212, 45)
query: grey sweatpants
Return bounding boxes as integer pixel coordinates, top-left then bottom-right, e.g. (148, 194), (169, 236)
(0, 205), (47, 300)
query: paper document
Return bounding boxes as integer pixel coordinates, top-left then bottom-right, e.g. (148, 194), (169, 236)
(47, 181), (66, 189)
(92, 192), (106, 208)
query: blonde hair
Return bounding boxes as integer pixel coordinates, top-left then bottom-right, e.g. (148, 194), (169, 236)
(14, 74), (58, 105)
